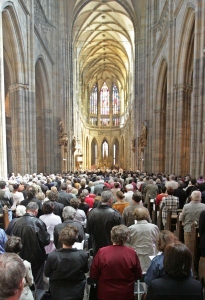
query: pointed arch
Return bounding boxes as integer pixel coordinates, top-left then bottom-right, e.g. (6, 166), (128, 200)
(2, 4), (26, 83)
(176, 6), (195, 175)
(102, 138), (109, 159)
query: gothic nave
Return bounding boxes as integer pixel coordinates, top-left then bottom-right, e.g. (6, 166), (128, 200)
(0, 0), (205, 178)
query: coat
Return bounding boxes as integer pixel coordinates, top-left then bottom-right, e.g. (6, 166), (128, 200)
(44, 248), (89, 300)
(12, 213), (50, 263)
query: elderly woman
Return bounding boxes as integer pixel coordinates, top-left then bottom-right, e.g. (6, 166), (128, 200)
(144, 230), (178, 286)
(90, 224), (142, 300)
(45, 225), (89, 300)
(127, 207), (159, 272)
(5, 205), (26, 236)
(146, 242), (203, 300)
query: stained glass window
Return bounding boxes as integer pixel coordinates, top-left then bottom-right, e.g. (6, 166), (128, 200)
(112, 84), (120, 115)
(100, 82), (109, 115)
(102, 141), (108, 158)
(90, 84), (97, 114)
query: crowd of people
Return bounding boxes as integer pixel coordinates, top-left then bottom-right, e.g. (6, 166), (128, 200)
(0, 170), (205, 299)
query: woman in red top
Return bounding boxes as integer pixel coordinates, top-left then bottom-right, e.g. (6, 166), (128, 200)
(90, 225), (142, 300)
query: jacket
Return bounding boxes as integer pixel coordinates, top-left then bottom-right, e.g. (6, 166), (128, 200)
(87, 204), (122, 255)
(45, 248), (88, 300)
(12, 213), (50, 263)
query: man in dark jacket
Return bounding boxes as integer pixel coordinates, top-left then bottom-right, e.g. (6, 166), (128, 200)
(58, 183), (73, 207)
(54, 206), (85, 249)
(21, 186), (42, 216)
(87, 190), (122, 255)
(173, 180), (187, 209)
(12, 202), (50, 289)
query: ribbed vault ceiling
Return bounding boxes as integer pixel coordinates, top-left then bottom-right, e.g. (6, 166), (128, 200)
(73, 0), (135, 94)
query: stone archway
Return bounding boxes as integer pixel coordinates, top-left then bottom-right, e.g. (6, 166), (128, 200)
(2, 4), (27, 176)
(176, 7), (195, 175)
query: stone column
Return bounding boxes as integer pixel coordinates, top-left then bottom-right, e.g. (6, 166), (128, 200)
(9, 84), (29, 175)
(0, 12), (7, 179)
(175, 84), (192, 175)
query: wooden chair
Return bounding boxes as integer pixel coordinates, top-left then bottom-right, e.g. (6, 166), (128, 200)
(0, 206), (10, 230)
(157, 207), (163, 230)
(165, 209), (178, 232)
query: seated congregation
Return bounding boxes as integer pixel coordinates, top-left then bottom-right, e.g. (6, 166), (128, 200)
(0, 171), (205, 300)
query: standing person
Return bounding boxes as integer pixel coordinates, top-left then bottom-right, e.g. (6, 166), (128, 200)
(21, 186), (42, 217)
(39, 201), (62, 254)
(87, 190), (122, 255)
(173, 180), (187, 209)
(112, 191), (129, 215)
(0, 228), (7, 253)
(5, 236), (34, 300)
(144, 179), (158, 206)
(90, 225), (142, 300)
(144, 230), (178, 286)
(179, 190), (205, 255)
(146, 242), (203, 300)
(58, 183), (73, 207)
(160, 182), (179, 227)
(12, 202), (50, 289)
(45, 226), (89, 300)
(54, 206), (85, 249)
(11, 183), (24, 211)
(122, 191), (151, 227)
(127, 207), (159, 272)
(0, 253), (26, 300)
(124, 184), (134, 204)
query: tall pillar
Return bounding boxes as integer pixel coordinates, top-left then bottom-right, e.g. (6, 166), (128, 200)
(9, 84), (30, 175)
(0, 12), (7, 179)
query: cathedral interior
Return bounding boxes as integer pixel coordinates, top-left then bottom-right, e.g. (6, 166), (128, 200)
(0, 0), (204, 178)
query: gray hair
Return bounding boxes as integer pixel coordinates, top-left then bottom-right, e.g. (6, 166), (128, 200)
(165, 181), (176, 190)
(126, 184), (133, 191)
(26, 202), (39, 211)
(191, 190), (201, 202)
(101, 190), (113, 203)
(0, 253), (26, 299)
(133, 207), (150, 221)
(62, 206), (76, 220)
(16, 205), (26, 217)
(81, 189), (89, 197)
(111, 225), (130, 245)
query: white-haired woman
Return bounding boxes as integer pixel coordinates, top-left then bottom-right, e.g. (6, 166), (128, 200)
(5, 205), (26, 236)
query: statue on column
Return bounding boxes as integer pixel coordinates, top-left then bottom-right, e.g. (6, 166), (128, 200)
(72, 136), (76, 152)
(139, 123), (147, 148)
(131, 136), (136, 152)
(59, 121), (68, 152)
